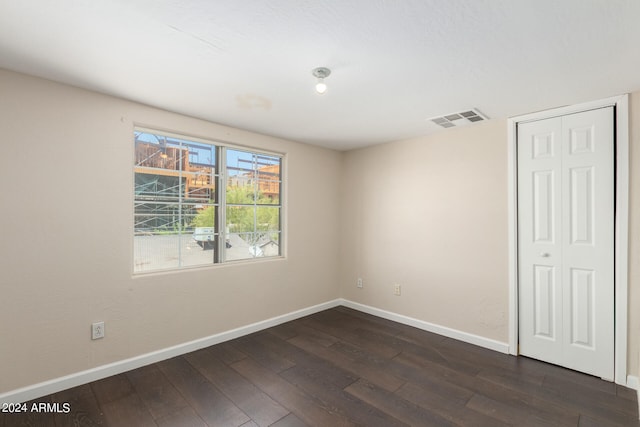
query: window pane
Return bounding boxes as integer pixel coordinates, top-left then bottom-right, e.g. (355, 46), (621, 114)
(134, 233), (180, 272)
(225, 204), (255, 261)
(227, 149), (256, 177)
(227, 183), (256, 204)
(226, 232), (280, 261)
(182, 204), (216, 267)
(184, 140), (217, 202)
(256, 179), (280, 204)
(225, 206), (280, 261)
(224, 149), (281, 263)
(134, 130), (219, 273)
(134, 129), (281, 273)
(134, 201), (181, 234)
(135, 174), (182, 202)
(133, 201), (182, 272)
(187, 141), (216, 167)
(226, 232), (255, 261)
(226, 206), (255, 234)
(256, 156), (281, 205)
(256, 206), (280, 232)
(226, 149), (281, 205)
(185, 203), (217, 250)
(135, 132), (186, 173)
(184, 170), (216, 201)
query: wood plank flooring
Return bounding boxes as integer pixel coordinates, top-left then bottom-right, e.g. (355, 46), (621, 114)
(1, 306), (638, 426)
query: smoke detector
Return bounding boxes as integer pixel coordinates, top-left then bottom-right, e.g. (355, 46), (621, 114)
(427, 109), (488, 130)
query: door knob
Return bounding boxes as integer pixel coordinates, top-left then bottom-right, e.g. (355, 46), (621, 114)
(540, 252), (550, 257)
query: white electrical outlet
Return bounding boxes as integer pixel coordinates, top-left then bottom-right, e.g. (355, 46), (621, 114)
(92, 322), (105, 340)
(394, 284), (401, 296)
(357, 278), (363, 288)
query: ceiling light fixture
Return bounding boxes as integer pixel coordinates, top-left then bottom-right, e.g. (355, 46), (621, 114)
(312, 67), (331, 94)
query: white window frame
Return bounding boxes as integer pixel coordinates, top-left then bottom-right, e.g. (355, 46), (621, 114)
(133, 127), (284, 274)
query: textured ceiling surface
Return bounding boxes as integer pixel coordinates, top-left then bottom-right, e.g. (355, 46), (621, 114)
(1, 0), (640, 150)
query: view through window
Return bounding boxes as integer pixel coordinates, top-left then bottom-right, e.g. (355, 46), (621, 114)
(134, 130), (282, 273)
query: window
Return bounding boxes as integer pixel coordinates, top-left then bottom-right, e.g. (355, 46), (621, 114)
(226, 149), (282, 261)
(134, 129), (282, 273)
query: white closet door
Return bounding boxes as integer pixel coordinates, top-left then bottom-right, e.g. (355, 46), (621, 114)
(518, 107), (614, 380)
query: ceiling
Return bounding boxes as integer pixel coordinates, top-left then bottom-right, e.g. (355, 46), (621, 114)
(1, 1), (640, 151)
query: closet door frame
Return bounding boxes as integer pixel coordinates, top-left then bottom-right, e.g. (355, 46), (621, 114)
(507, 94), (629, 386)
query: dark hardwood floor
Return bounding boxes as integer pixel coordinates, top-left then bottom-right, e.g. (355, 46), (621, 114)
(2, 306), (638, 426)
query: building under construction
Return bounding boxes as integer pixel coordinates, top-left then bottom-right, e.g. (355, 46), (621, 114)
(134, 134), (280, 234)
(134, 135), (217, 233)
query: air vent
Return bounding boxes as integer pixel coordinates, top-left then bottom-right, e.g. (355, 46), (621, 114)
(428, 109), (488, 129)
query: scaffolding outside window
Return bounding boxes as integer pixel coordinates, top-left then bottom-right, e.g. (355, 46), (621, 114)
(133, 129), (282, 273)
(225, 149), (282, 262)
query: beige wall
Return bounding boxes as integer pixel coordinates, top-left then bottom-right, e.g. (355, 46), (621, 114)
(0, 69), (342, 393)
(339, 119), (509, 341)
(340, 96), (640, 380)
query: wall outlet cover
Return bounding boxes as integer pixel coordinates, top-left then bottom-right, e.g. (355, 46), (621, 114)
(92, 322), (105, 340)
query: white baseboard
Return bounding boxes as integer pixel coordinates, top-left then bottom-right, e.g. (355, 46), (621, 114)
(11, 298), (622, 406)
(627, 375), (639, 390)
(0, 299), (342, 405)
(340, 299), (510, 354)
